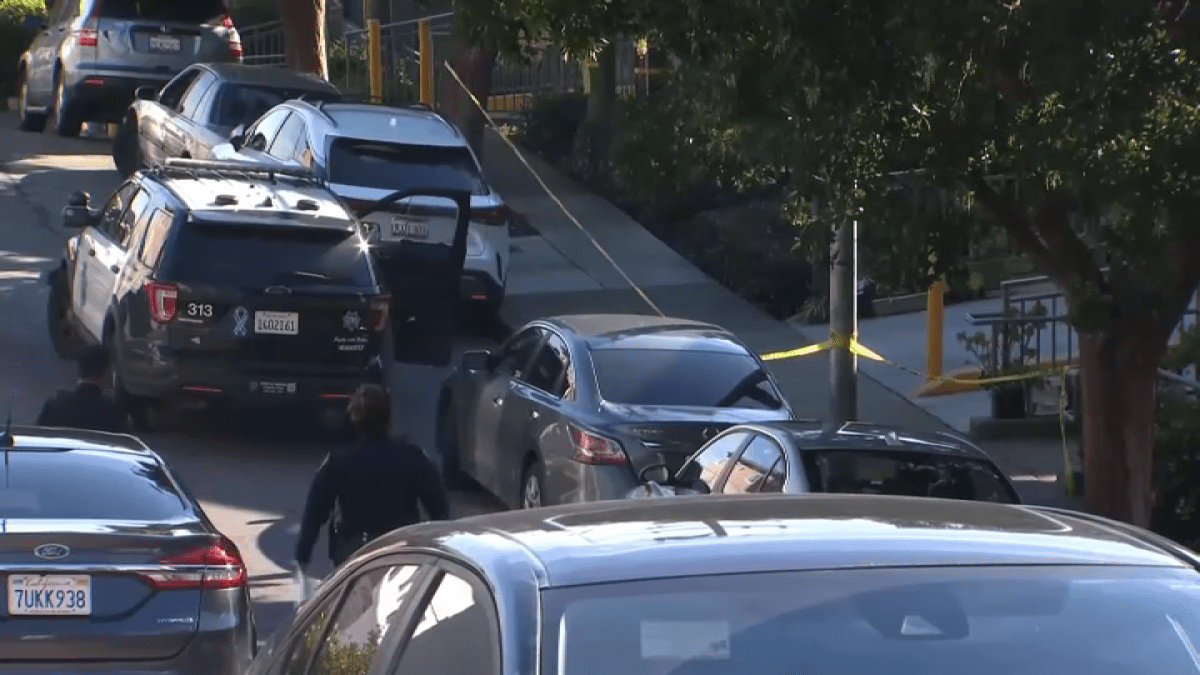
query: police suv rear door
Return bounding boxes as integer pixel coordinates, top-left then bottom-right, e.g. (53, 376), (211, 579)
(156, 218), (388, 377)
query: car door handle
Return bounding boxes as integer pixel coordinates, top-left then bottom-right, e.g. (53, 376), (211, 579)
(87, 248), (96, 256)
(109, 264), (119, 273)
(530, 410), (539, 420)
(491, 397), (503, 406)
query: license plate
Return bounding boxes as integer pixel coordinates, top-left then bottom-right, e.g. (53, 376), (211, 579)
(391, 217), (429, 239)
(254, 311), (298, 335)
(148, 34), (181, 52)
(7, 575), (91, 616)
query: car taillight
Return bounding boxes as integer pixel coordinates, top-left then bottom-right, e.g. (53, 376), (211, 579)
(369, 295), (391, 331)
(143, 537), (247, 590)
(228, 39), (243, 58)
(221, 13), (235, 29)
(470, 206), (510, 227)
(569, 425), (627, 464)
(78, 28), (98, 46)
(145, 280), (178, 323)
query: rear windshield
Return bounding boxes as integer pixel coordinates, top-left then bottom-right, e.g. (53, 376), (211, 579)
(327, 138), (487, 195)
(590, 348), (784, 409)
(92, 0), (228, 23)
(213, 84), (340, 127)
(167, 223), (375, 288)
(803, 449), (1019, 503)
(0, 451), (190, 521)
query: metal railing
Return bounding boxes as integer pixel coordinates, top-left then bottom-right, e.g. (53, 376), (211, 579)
(239, 20), (287, 67)
(964, 272), (1200, 376)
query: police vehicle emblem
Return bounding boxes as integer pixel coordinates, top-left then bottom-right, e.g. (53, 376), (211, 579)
(343, 310), (361, 332)
(34, 543), (70, 560)
(232, 307), (249, 336)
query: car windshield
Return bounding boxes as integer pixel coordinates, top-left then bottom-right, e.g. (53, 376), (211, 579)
(0, 450), (190, 521)
(803, 449), (1019, 503)
(214, 85), (339, 127)
(326, 138), (488, 195)
(590, 349), (784, 409)
(543, 566), (1200, 675)
(166, 223), (374, 287)
(93, 0), (228, 23)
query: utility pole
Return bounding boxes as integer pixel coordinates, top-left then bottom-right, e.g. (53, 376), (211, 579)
(829, 213), (858, 424)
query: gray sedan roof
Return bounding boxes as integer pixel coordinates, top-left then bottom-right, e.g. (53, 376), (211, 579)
(365, 494), (1194, 588)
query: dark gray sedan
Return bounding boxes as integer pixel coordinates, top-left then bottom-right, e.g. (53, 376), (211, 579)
(112, 62), (340, 176)
(0, 425), (255, 675)
(436, 314), (795, 509)
(249, 494), (1200, 675)
(630, 420), (1021, 503)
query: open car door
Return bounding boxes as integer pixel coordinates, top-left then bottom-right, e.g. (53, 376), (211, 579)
(358, 187), (472, 366)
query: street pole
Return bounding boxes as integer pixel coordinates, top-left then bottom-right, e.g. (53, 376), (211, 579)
(829, 214), (858, 424)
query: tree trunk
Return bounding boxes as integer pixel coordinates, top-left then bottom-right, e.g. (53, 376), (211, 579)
(280, 0), (327, 79)
(586, 42), (617, 124)
(439, 36), (496, 156)
(1078, 328), (1164, 527)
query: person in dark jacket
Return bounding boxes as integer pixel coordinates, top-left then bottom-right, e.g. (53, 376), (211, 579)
(36, 345), (130, 433)
(294, 384), (451, 570)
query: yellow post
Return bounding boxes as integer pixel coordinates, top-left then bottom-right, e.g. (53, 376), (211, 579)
(926, 280), (946, 380)
(582, 60), (595, 94)
(367, 19), (383, 102)
(418, 18), (433, 105)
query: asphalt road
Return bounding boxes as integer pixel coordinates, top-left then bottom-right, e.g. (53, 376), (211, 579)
(0, 118), (505, 640)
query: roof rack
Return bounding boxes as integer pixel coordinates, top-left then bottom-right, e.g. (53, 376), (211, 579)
(153, 158), (320, 184)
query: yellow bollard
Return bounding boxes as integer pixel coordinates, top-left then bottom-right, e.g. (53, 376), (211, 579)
(926, 280), (945, 380)
(418, 18), (433, 105)
(367, 19), (382, 102)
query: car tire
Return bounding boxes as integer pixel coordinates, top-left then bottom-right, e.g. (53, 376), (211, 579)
(49, 72), (82, 138)
(46, 274), (81, 359)
(437, 400), (468, 490)
(17, 70), (47, 133)
(520, 456), (547, 510)
(106, 329), (156, 432)
(112, 118), (142, 177)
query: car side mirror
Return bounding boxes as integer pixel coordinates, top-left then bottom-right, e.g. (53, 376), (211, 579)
(229, 124), (246, 149)
(66, 191), (91, 208)
(135, 85), (156, 101)
(460, 350), (495, 372)
(638, 462), (671, 485)
(21, 15), (45, 37)
(62, 206), (96, 229)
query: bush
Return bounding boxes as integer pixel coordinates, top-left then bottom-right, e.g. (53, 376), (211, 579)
(1152, 325), (1200, 546)
(515, 92), (586, 165)
(0, 0), (44, 98)
(327, 39), (414, 105)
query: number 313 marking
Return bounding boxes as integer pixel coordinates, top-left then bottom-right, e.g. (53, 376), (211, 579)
(186, 303), (213, 318)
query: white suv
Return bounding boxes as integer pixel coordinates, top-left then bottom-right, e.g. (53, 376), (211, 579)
(211, 99), (511, 320)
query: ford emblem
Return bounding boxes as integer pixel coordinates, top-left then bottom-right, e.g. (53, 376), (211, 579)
(34, 544), (70, 560)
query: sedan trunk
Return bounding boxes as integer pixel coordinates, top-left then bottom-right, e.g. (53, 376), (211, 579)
(607, 404), (789, 474)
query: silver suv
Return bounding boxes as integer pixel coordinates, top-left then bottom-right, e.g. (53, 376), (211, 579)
(211, 99), (513, 322)
(16, 0), (241, 137)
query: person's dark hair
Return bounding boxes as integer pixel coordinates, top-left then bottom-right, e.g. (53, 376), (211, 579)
(348, 384), (391, 440)
(78, 345), (111, 380)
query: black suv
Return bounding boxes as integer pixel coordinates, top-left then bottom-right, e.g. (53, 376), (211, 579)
(44, 159), (392, 429)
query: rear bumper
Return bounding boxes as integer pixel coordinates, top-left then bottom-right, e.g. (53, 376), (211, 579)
(461, 270), (504, 308)
(120, 354), (391, 409)
(65, 72), (171, 121)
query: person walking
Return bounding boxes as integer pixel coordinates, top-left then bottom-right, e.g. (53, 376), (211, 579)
(36, 345), (131, 433)
(294, 384), (451, 571)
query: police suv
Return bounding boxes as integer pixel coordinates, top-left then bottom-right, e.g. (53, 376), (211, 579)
(45, 159), (392, 430)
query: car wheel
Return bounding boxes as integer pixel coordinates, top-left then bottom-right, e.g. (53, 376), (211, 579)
(437, 400), (468, 490)
(17, 71), (46, 133)
(45, 275), (81, 359)
(50, 72), (82, 138)
(112, 118), (142, 177)
(106, 330), (156, 432)
(520, 456), (546, 509)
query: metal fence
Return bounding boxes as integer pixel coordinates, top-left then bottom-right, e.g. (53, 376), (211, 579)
(239, 16), (648, 111)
